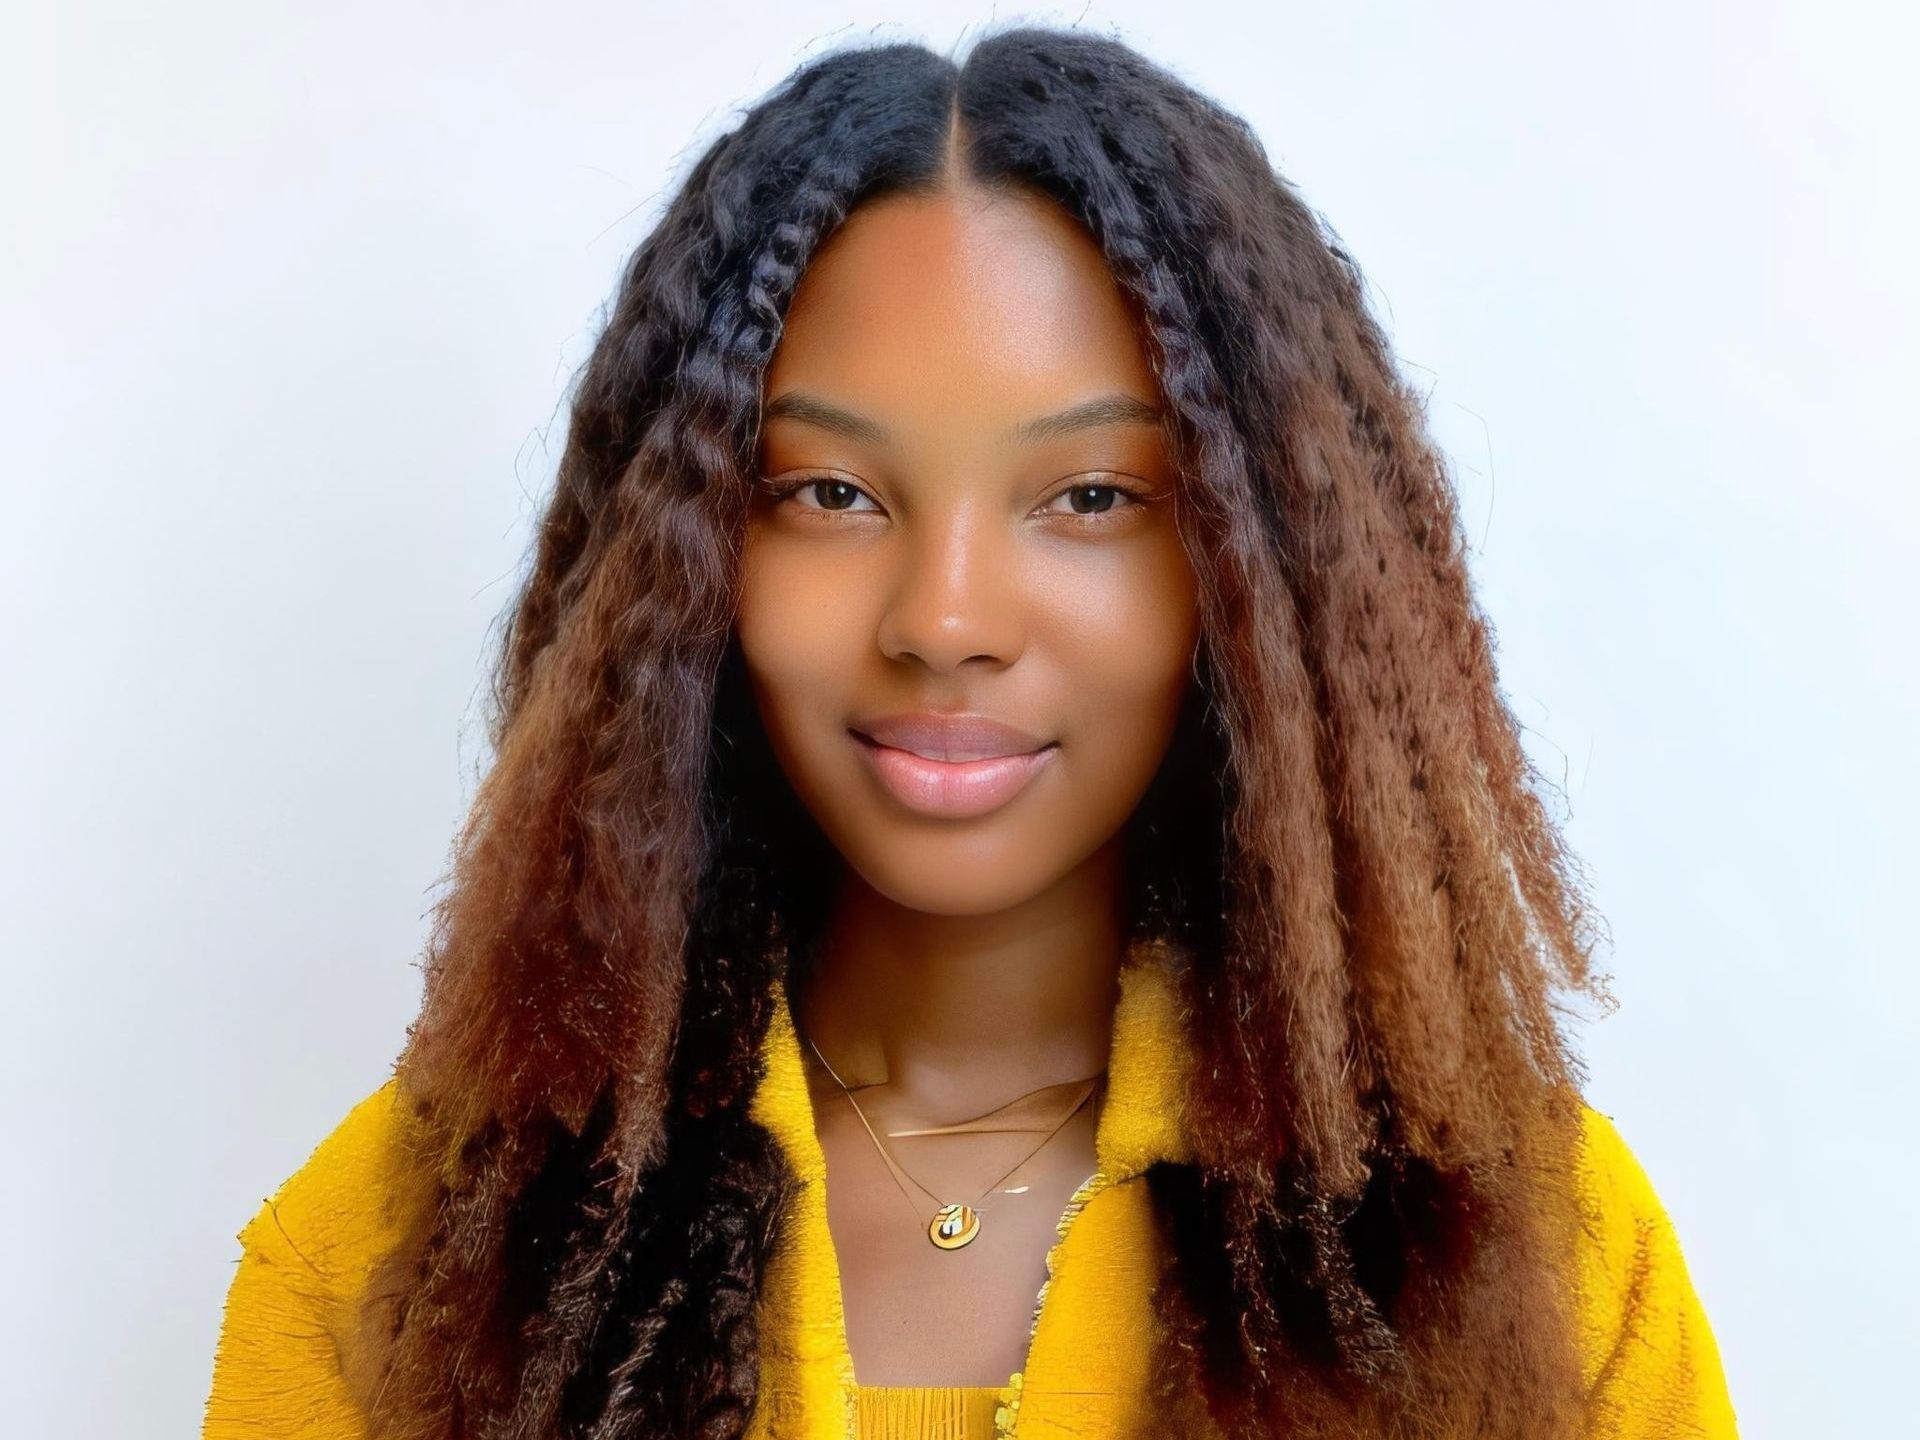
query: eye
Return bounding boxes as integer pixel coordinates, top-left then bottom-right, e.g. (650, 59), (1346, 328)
(1039, 474), (1154, 522)
(755, 471), (1159, 525)
(759, 473), (882, 514)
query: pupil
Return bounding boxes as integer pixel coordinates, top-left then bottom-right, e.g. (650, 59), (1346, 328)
(1073, 485), (1114, 514)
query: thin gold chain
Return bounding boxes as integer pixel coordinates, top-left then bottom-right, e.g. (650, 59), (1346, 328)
(804, 1032), (1099, 1222)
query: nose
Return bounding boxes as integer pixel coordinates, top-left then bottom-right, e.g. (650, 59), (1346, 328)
(873, 499), (1026, 673)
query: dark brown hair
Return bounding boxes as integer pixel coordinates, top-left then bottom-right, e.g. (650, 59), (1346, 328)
(349, 24), (1612, 1439)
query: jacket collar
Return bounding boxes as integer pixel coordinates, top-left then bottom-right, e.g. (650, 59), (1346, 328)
(743, 935), (1195, 1438)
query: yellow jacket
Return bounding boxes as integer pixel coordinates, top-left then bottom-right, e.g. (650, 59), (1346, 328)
(202, 951), (1740, 1439)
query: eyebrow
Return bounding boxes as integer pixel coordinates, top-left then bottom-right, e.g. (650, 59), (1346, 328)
(762, 390), (1162, 448)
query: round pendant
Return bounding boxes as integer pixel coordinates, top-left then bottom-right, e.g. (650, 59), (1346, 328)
(929, 1202), (980, 1250)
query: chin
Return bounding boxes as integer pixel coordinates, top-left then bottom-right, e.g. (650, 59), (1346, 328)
(839, 832), (1067, 918)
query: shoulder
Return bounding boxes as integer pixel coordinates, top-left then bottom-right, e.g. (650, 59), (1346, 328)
(1568, 1103), (1741, 1438)
(1571, 1102), (1668, 1281)
(205, 1075), (441, 1437)
(233, 1075), (442, 1289)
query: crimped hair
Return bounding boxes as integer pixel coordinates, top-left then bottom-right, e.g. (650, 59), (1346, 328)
(346, 24), (1613, 1439)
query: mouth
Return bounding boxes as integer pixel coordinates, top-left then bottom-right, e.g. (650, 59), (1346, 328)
(847, 709), (1053, 760)
(849, 729), (1060, 819)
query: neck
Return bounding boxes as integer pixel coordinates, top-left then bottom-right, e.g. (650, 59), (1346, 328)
(792, 839), (1127, 1121)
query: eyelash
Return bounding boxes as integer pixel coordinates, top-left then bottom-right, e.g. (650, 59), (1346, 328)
(756, 472), (1154, 524)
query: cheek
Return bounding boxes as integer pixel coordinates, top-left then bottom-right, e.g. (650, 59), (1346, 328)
(1055, 637), (1194, 797)
(733, 528), (878, 834)
(1006, 561), (1200, 887)
(1040, 545), (1200, 758)
(734, 536), (837, 737)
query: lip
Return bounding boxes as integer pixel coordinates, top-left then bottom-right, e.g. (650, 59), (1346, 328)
(847, 711), (1058, 819)
(850, 711), (1053, 760)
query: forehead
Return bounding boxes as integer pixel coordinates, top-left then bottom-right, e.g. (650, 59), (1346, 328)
(764, 187), (1161, 441)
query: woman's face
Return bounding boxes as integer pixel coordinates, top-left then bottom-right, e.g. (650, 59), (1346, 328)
(735, 185), (1201, 917)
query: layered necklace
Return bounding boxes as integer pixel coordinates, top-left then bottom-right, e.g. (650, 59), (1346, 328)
(804, 1032), (1105, 1251)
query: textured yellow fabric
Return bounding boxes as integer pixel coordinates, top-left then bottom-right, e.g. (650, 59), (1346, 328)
(853, 1385), (1002, 1439)
(203, 947), (1740, 1439)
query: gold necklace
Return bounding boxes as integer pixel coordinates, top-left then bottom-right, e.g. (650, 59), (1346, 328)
(803, 1032), (1103, 1251)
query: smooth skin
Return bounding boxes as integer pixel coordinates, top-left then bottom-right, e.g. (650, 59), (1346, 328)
(733, 166), (1202, 1386)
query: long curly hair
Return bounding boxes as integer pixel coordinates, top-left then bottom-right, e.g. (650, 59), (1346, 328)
(345, 24), (1613, 1439)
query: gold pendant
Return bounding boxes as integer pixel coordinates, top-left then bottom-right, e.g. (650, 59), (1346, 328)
(929, 1202), (980, 1250)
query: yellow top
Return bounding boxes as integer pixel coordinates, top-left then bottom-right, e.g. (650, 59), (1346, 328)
(852, 1387), (1000, 1438)
(202, 949), (1740, 1439)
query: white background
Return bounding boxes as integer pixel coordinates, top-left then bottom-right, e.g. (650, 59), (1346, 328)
(5, 4), (1912, 1435)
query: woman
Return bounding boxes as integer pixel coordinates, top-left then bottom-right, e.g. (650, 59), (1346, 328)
(202, 26), (1738, 1440)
